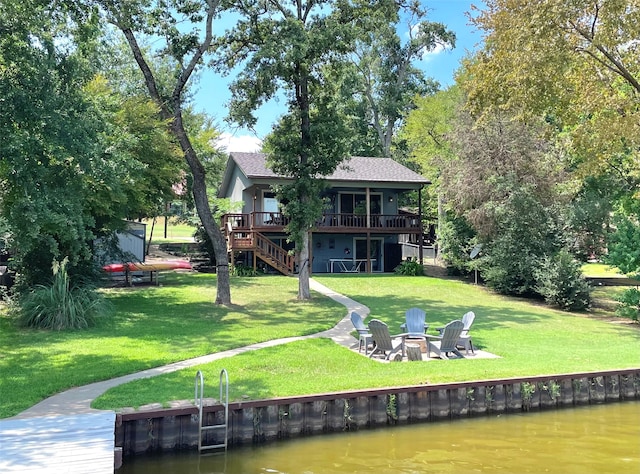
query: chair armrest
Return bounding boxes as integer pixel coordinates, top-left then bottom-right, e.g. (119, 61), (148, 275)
(400, 323), (429, 332)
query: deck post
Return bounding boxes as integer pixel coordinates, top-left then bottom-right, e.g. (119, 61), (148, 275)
(418, 186), (424, 264)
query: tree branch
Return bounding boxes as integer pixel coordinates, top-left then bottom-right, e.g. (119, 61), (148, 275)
(120, 27), (170, 119)
(173, 0), (220, 106)
(568, 19), (640, 94)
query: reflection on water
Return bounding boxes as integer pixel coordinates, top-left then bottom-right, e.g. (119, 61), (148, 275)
(119, 401), (640, 474)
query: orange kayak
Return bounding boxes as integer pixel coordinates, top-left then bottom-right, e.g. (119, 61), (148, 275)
(103, 260), (193, 273)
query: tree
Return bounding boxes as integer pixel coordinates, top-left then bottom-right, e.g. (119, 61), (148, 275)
(441, 109), (568, 240)
(431, 106), (590, 302)
(85, 75), (184, 223)
(346, 1), (455, 157)
(0, 0), (107, 288)
(95, 0), (232, 304)
(402, 86), (461, 243)
(218, 0), (375, 299)
(464, 0), (640, 185)
(606, 213), (640, 276)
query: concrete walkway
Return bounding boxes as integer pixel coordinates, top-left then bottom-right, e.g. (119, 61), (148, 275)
(12, 279), (368, 419)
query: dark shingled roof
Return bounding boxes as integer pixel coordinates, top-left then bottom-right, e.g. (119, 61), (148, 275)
(229, 152), (430, 184)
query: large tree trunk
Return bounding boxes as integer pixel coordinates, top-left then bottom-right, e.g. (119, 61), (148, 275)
(297, 231), (311, 300)
(117, 19), (232, 305)
(296, 68), (312, 300)
(172, 114), (231, 304)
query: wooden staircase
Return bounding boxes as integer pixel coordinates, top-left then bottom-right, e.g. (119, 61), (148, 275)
(226, 227), (294, 275)
(254, 232), (294, 275)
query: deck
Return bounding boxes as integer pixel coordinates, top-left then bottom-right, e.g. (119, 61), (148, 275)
(0, 412), (116, 474)
(224, 211), (423, 234)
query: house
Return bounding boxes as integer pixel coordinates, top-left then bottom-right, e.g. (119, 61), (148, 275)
(218, 152), (431, 274)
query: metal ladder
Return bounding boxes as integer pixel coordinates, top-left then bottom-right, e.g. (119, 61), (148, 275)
(195, 369), (229, 453)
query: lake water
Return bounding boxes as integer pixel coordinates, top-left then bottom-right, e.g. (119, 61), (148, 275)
(118, 400), (640, 473)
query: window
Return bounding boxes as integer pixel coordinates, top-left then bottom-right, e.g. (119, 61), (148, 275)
(339, 193), (381, 215)
(263, 192), (279, 213)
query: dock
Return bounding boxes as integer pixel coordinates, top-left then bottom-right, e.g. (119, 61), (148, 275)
(0, 412), (116, 473)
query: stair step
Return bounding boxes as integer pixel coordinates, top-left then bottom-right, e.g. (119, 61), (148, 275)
(200, 443), (226, 451)
(201, 425), (225, 431)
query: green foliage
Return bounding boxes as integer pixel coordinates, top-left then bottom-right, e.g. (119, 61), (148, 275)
(2, 272), (639, 417)
(615, 288), (640, 321)
(534, 250), (591, 311)
(480, 189), (562, 296)
(98, 0), (233, 305)
(85, 75), (184, 220)
(437, 212), (476, 274)
(193, 225), (215, 266)
(465, 0), (640, 182)
(393, 259), (424, 276)
(231, 263), (257, 277)
(0, 0), (104, 288)
(605, 213), (640, 276)
(339, 2), (456, 157)
(264, 106), (350, 251)
(565, 174), (617, 260)
(15, 258), (111, 330)
(403, 86), (461, 171)
(0, 1), (192, 290)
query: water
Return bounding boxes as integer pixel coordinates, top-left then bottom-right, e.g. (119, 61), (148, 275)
(118, 401), (640, 473)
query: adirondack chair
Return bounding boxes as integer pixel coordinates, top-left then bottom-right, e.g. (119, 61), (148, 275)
(367, 319), (405, 361)
(427, 320), (465, 359)
(350, 311), (373, 354)
(457, 311), (476, 355)
(403, 307), (428, 336)
(437, 311), (476, 355)
(400, 307), (428, 335)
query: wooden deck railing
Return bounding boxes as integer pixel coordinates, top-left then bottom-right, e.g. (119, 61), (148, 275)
(223, 212), (420, 232)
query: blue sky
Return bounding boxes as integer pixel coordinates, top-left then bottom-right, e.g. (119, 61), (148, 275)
(196, 1), (485, 152)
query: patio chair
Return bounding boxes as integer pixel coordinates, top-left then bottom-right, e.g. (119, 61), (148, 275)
(457, 311), (475, 355)
(350, 311), (373, 355)
(437, 311), (475, 355)
(402, 307), (428, 337)
(427, 320), (465, 359)
(400, 308), (429, 336)
(367, 319), (405, 361)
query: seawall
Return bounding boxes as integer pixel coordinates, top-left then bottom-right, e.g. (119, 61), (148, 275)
(115, 368), (640, 459)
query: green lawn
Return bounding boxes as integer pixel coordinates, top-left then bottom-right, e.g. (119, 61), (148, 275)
(0, 274), (342, 418)
(144, 217), (197, 243)
(92, 274), (640, 411)
(2, 272), (638, 418)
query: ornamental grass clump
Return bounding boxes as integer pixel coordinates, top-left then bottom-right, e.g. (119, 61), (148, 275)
(16, 258), (110, 330)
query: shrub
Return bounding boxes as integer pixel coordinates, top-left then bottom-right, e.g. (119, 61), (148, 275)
(437, 213), (476, 275)
(15, 258), (111, 330)
(481, 191), (562, 296)
(605, 212), (640, 275)
(614, 288), (640, 321)
(394, 259), (424, 276)
(534, 250), (591, 311)
(232, 263), (258, 276)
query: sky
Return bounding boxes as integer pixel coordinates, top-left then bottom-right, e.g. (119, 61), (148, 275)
(194, 1), (485, 153)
